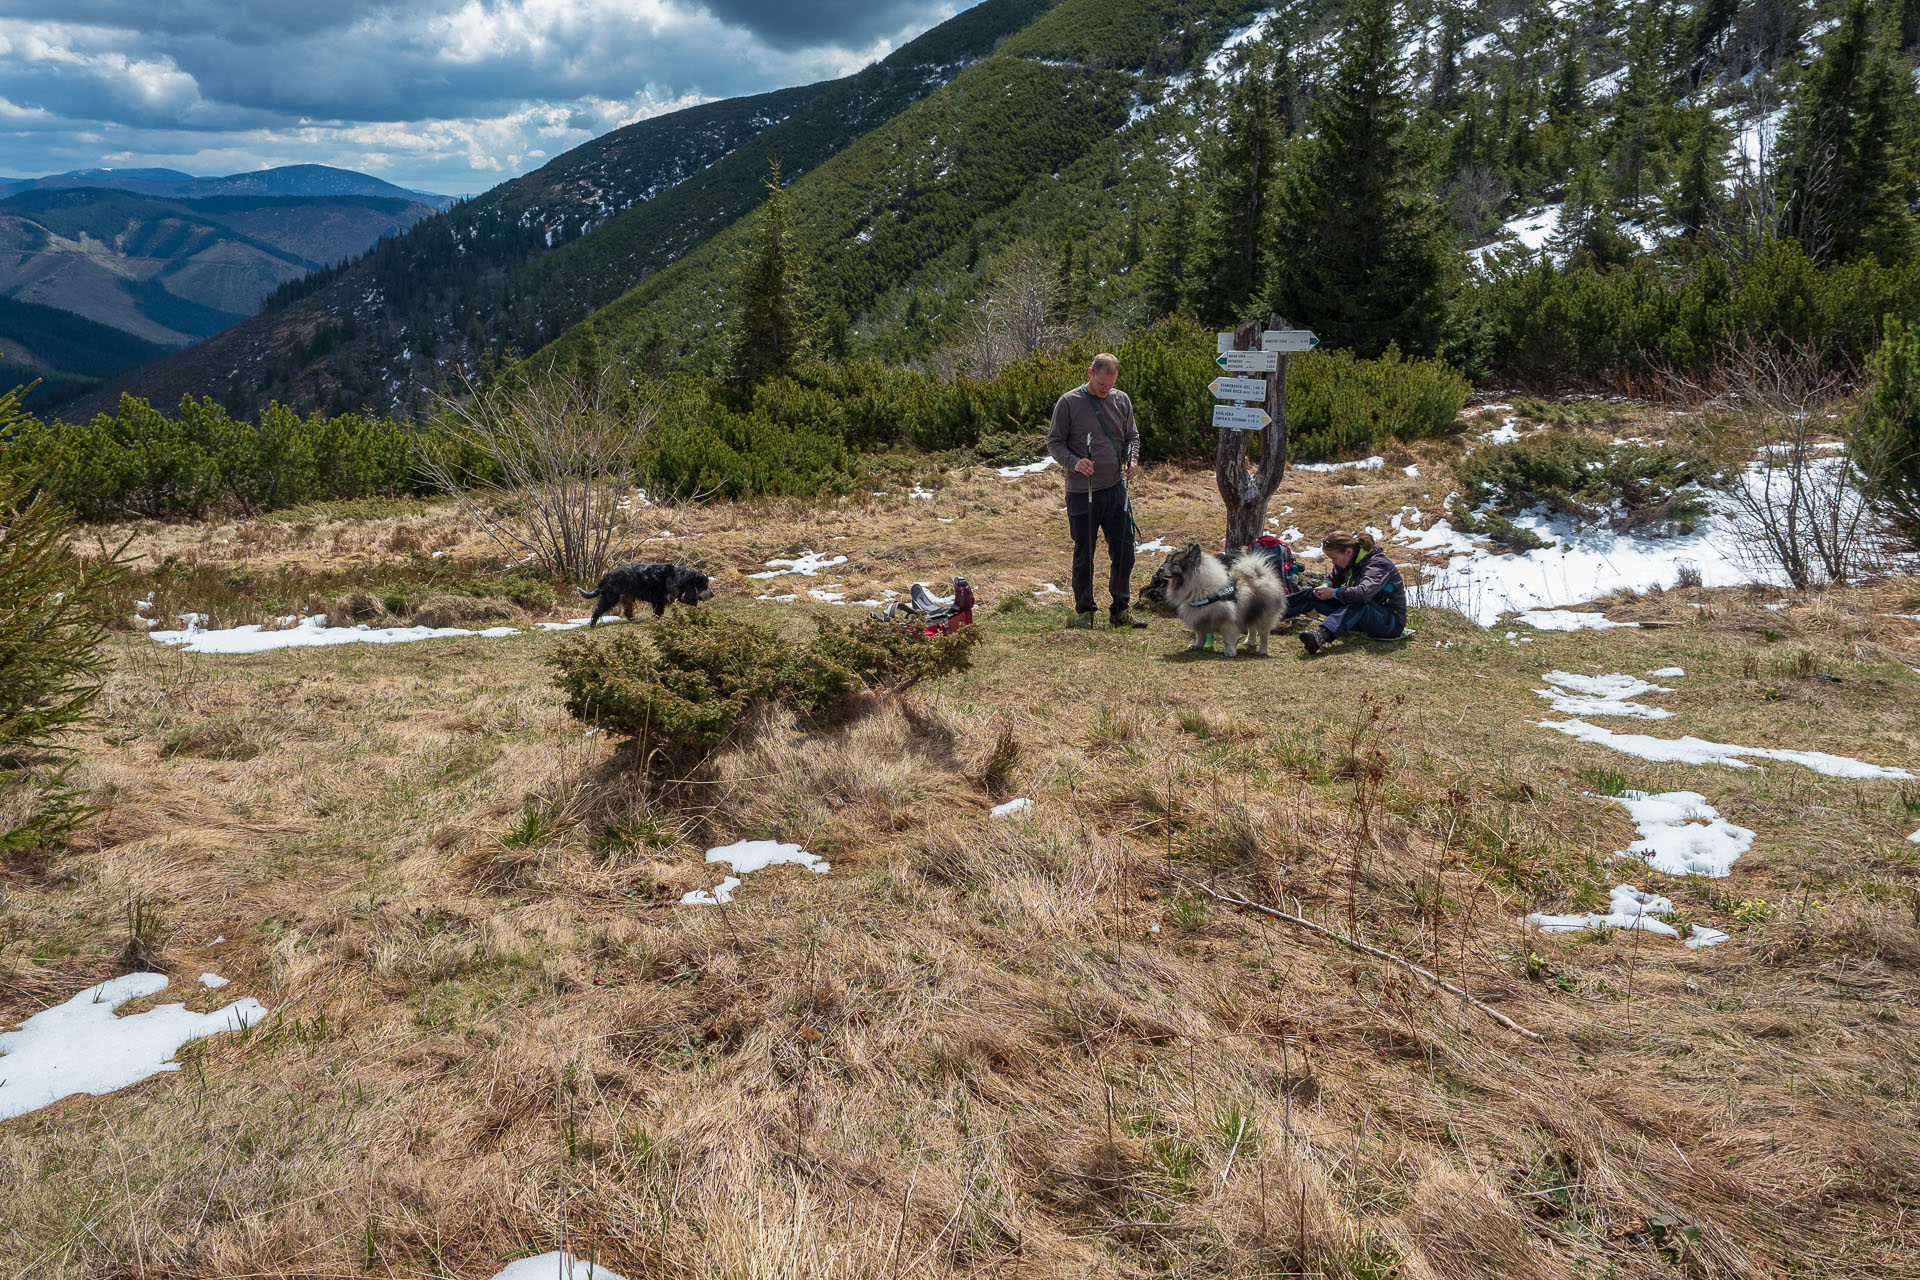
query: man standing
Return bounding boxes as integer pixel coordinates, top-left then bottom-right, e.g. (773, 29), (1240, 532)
(1047, 353), (1146, 629)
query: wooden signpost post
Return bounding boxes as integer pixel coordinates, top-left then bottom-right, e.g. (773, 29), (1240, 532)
(1210, 315), (1316, 549)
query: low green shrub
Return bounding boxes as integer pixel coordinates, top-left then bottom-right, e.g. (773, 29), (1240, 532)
(549, 610), (978, 768)
(1850, 317), (1920, 549)
(2, 393), (431, 520)
(1283, 347), (1470, 461)
(1456, 435), (1707, 532)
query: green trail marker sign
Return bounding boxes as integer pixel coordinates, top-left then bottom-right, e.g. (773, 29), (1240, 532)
(1261, 329), (1319, 352)
(1215, 349), (1279, 373)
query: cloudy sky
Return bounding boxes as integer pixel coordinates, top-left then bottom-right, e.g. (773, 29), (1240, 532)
(0, 0), (959, 196)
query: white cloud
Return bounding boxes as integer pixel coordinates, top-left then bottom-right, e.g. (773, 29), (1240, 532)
(0, 0), (950, 192)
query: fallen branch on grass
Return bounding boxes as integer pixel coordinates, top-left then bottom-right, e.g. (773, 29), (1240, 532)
(1163, 868), (1545, 1042)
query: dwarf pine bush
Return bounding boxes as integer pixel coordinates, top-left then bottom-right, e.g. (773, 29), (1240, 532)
(1457, 435), (1706, 532)
(549, 610), (978, 768)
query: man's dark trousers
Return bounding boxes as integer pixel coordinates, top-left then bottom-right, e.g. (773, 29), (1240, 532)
(1069, 482), (1134, 617)
(1284, 591), (1402, 639)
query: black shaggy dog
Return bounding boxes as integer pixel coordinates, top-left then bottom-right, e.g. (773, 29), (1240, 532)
(578, 562), (713, 626)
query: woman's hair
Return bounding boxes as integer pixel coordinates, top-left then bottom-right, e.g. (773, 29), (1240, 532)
(1322, 531), (1376, 553)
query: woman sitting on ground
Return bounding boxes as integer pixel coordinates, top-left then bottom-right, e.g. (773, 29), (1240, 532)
(1284, 532), (1406, 654)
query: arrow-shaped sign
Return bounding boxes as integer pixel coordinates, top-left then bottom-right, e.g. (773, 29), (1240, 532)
(1213, 405), (1272, 431)
(1215, 350), (1279, 373)
(1209, 375), (1268, 400)
(1262, 329), (1319, 352)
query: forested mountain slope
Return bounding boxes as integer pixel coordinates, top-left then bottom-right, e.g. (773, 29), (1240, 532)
(66, 0), (1061, 420)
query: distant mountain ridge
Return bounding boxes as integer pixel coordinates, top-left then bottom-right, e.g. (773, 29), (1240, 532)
(0, 164), (452, 210)
(0, 183), (442, 406)
(62, 0), (1061, 419)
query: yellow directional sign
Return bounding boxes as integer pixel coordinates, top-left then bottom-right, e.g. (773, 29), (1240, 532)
(1212, 405), (1272, 431)
(1209, 375), (1268, 400)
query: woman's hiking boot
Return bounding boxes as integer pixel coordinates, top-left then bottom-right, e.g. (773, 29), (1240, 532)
(1109, 608), (1148, 629)
(1071, 610), (1098, 629)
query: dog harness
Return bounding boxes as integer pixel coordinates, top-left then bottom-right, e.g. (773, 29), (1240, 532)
(1188, 582), (1238, 607)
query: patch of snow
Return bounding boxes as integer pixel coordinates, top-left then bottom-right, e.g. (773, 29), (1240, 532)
(809, 588), (847, 604)
(1295, 455), (1384, 473)
(1135, 537), (1172, 554)
(489, 1252), (631, 1280)
(1410, 478), (1778, 627)
(997, 457), (1057, 479)
(0, 974), (268, 1121)
(991, 797), (1033, 817)
(151, 615), (520, 654)
(1535, 671), (1673, 719)
(681, 839), (829, 906)
(909, 484), (936, 500)
(1540, 719), (1915, 780)
(1610, 790), (1755, 878)
(1909, 829), (1920, 845)
(1398, 519), (1481, 554)
(1404, 464), (1420, 477)
(1482, 417), (1523, 445)
(755, 593), (798, 603)
(748, 551), (849, 579)
(1517, 609), (1638, 631)
(1648, 667), (1685, 678)
(1529, 884), (1728, 948)
(1472, 206), (1563, 264)
(198, 973), (229, 989)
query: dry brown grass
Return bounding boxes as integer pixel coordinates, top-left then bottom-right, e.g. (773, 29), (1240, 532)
(6, 439), (1920, 1279)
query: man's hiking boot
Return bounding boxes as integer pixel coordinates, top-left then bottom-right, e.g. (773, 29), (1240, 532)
(1300, 626), (1332, 655)
(1109, 609), (1148, 629)
(1071, 610), (1098, 629)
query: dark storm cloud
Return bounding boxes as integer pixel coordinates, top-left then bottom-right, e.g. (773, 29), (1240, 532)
(0, 0), (957, 191)
(700, 0), (947, 49)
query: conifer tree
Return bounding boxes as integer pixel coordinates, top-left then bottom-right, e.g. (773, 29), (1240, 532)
(1266, 0), (1450, 356)
(1774, 0), (1914, 265)
(1141, 177), (1194, 318)
(1188, 48), (1283, 324)
(1851, 318), (1920, 547)
(1, 384), (130, 853)
(1670, 107), (1727, 237)
(1607, 2), (1671, 212)
(726, 160), (810, 389)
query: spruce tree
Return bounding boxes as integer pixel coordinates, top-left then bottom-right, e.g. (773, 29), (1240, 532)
(1188, 48), (1283, 325)
(1670, 107), (1727, 237)
(726, 160), (810, 389)
(1, 385), (130, 854)
(1141, 177), (1194, 317)
(1851, 318), (1920, 547)
(1267, 0), (1451, 356)
(1774, 0), (1914, 265)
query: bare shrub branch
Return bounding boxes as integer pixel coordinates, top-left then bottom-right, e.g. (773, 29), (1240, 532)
(420, 371), (659, 583)
(1666, 339), (1885, 589)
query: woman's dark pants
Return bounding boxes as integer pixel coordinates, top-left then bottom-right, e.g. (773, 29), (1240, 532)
(1284, 590), (1402, 639)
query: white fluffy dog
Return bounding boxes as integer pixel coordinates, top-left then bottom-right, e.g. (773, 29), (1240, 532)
(1159, 543), (1285, 657)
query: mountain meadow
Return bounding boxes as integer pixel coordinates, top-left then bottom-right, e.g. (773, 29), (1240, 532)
(4, 0), (1920, 1277)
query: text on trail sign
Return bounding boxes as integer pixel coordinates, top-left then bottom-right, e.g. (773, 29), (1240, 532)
(1212, 404), (1272, 431)
(1215, 350), (1279, 373)
(1261, 329), (1319, 352)
(1208, 376), (1269, 400)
